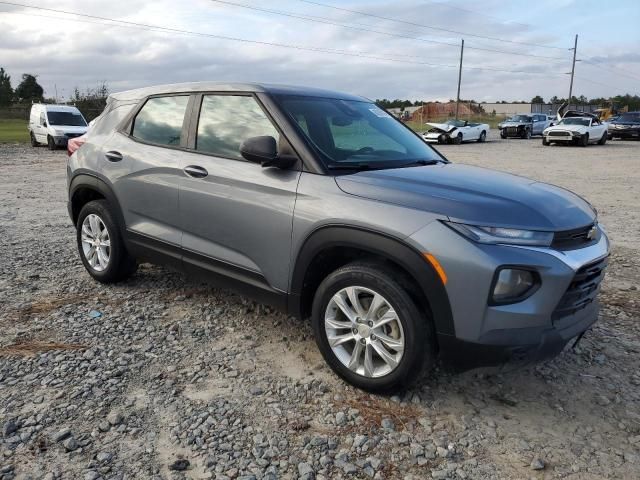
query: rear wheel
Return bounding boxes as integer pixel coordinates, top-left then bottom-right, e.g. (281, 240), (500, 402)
(47, 135), (56, 150)
(76, 200), (137, 283)
(477, 131), (486, 143)
(311, 262), (434, 392)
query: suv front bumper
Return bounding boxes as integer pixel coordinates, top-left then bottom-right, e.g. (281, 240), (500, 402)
(409, 221), (610, 371)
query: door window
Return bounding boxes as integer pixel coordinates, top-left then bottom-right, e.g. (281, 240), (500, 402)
(39, 112), (46, 126)
(131, 96), (189, 146)
(195, 95), (280, 160)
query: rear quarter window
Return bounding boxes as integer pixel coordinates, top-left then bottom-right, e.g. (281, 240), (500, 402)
(131, 96), (189, 146)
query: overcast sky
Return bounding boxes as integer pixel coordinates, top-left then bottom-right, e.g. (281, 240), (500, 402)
(1, 0), (639, 102)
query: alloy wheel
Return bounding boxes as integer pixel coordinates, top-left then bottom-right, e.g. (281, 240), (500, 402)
(80, 214), (111, 272)
(324, 286), (405, 378)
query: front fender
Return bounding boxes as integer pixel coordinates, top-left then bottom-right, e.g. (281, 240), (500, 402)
(288, 225), (454, 335)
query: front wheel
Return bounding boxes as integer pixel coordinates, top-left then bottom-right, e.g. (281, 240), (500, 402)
(598, 132), (607, 145)
(30, 132), (39, 147)
(76, 200), (137, 283)
(522, 129), (531, 139)
(311, 262), (434, 392)
(47, 135), (56, 150)
(477, 131), (486, 143)
(454, 133), (463, 145)
(580, 133), (589, 147)
(542, 137), (550, 146)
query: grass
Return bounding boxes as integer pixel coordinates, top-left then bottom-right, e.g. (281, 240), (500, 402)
(406, 115), (506, 132)
(0, 118), (29, 143)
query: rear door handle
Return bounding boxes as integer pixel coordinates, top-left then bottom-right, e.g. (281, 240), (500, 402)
(105, 151), (123, 162)
(184, 165), (208, 178)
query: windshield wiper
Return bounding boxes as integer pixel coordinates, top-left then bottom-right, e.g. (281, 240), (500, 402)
(396, 159), (443, 168)
(326, 163), (374, 171)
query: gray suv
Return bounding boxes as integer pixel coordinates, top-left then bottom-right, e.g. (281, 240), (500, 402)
(67, 83), (609, 391)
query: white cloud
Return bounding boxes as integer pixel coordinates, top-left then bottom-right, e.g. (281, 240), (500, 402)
(0, 0), (638, 102)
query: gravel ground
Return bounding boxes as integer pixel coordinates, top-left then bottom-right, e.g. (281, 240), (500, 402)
(0, 135), (639, 480)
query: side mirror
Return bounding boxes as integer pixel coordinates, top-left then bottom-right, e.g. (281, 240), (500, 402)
(240, 136), (296, 169)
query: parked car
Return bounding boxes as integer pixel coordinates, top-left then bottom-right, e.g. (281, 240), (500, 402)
(68, 82), (609, 391)
(499, 114), (549, 139)
(607, 112), (640, 140)
(421, 119), (489, 144)
(542, 112), (608, 146)
(29, 104), (88, 150)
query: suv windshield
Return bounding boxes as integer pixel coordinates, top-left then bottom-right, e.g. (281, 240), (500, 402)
(507, 115), (532, 122)
(559, 118), (590, 126)
(47, 111), (87, 127)
(275, 95), (443, 169)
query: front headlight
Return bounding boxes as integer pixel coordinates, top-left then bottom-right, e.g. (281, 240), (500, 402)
(571, 131), (583, 137)
(444, 222), (554, 246)
(54, 129), (64, 136)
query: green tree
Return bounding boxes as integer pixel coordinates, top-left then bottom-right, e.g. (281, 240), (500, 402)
(0, 67), (13, 106)
(531, 95), (544, 104)
(15, 74), (43, 102)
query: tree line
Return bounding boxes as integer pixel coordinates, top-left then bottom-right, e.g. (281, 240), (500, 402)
(376, 94), (640, 111)
(0, 68), (110, 119)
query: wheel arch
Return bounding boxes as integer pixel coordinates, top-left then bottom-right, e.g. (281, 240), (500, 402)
(289, 225), (455, 336)
(69, 174), (126, 235)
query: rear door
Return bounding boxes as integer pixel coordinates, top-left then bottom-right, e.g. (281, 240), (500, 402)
(178, 93), (301, 292)
(104, 94), (191, 264)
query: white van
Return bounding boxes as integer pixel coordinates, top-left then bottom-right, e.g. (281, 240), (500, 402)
(29, 104), (88, 150)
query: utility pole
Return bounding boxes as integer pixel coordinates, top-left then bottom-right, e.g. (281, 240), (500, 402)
(455, 39), (464, 121)
(54, 84), (58, 103)
(568, 34), (578, 109)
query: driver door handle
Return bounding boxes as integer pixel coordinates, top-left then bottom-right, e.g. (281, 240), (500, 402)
(184, 165), (208, 178)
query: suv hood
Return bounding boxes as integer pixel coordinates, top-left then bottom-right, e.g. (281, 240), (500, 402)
(335, 164), (595, 230)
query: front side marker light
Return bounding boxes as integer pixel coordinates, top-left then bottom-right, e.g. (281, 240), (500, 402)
(424, 253), (447, 285)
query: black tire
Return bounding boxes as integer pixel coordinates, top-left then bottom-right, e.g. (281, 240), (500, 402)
(454, 133), (463, 145)
(477, 131), (486, 143)
(598, 132), (607, 145)
(47, 135), (56, 150)
(542, 137), (550, 146)
(500, 131), (507, 139)
(30, 132), (39, 147)
(580, 133), (589, 147)
(311, 261), (435, 392)
(521, 128), (531, 139)
(76, 200), (137, 283)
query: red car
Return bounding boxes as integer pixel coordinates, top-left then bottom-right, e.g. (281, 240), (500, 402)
(67, 133), (87, 156)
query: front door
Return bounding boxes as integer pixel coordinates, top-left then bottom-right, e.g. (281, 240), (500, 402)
(179, 93), (301, 292)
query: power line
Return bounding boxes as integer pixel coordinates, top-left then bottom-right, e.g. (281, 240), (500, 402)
(579, 59), (640, 82)
(0, 2), (567, 76)
(295, 0), (568, 50)
(574, 76), (629, 92)
(208, 0), (569, 60)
